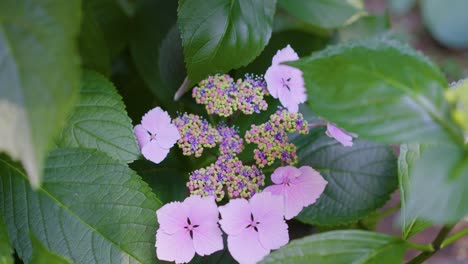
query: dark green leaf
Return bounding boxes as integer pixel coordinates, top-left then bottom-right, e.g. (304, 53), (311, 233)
(0, 214), (13, 264)
(0, 0), (81, 187)
(293, 115), (397, 225)
(277, 0), (365, 29)
(30, 235), (70, 264)
(130, 0), (184, 111)
(83, 0), (131, 57)
(261, 230), (407, 264)
(79, 6), (111, 76)
(398, 144), (431, 239)
(290, 38), (464, 145)
(406, 144), (468, 224)
(57, 70), (140, 163)
(178, 0), (277, 83)
(0, 149), (162, 263)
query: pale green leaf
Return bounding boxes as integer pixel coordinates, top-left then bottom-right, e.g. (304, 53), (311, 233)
(0, 0), (81, 187)
(30, 235), (70, 264)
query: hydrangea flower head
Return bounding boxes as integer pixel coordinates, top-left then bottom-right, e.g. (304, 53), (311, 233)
(326, 123), (357, 147)
(264, 45), (307, 113)
(245, 109), (309, 167)
(219, 192), (289, 264)
(264, 166), (327, 220)
(217, 125), (244, 155)
(173, 113), (221, 157)
(134, 107), (180, 164)
(192, 74), (268, 117)
(156, 195), (223, 263)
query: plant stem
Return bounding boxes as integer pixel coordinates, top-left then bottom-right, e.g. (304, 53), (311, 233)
(406, 225), (455, 264)
(441, 227), (468, 249)
(406, 242), (434, 252)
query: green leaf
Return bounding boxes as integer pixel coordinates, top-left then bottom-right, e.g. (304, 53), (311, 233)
(130, 0), (184, 110)
(57, 70), (139, 163)
(0, 0), (81, 187)
(398, 144), (431, 239)
(30, 235), (70, 264)
(178, 0), (277, 83)
(0, 214), (13, 264)
(79, 5), (111, 76)
(290, 38), (464, 145)
(0, 149), (162, 263)
(389, 0), (416, 15)
(277, 0), (366, 29)
(406, 144), (468, 224)
(293, 115), (397, 226)
(261, 230), (407, 264)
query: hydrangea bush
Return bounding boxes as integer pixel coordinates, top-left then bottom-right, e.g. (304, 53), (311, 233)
(0, 1), (467, 264)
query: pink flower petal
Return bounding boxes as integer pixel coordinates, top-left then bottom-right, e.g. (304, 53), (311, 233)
(185, 195), (219, 225)
(294, 166), (328, 206)
(141, 107), (171, 134)
(227, 228), (270, 264)
(155, 122), (181, 149)
(272, 44), (299, 65)
(192, 222), (224, 256)
(250, 192), (283, 221)
(326, 123), (354, 147)
(257, 213), (289, 250)
(156, 201), (188, 234)
(134, 124), (150, 149)
(141, 141), (170, 164)
(282, 186), (306, 220)
(156, 229), (195, 263)
(264, 65), (283, 98)
(270, 166), (301, 184)
(219, 198), (251, 236)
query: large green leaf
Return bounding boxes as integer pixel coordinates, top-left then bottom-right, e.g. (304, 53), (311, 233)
(57, 70), (139, 163)
(336, 15), (390, 43)
(290, 38), (464, 145)
(0, 214), (13, 264)
(398, 144), (431, 239)
(293, 118), (397, 226)
(30, 235), (70, 264)
(277, 0), (365, 29)
(0, 149), (162, 263)
(0, 0), (81, 187)
(178, 0), (277, 83)
(406, 144), (468, 224)
(261, 230), (407, 263)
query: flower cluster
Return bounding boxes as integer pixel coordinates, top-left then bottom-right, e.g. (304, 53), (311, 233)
(157, 165), (328, 264)
(216, 124), (244, 155)
(173, 113), (221, 157)
(192, 74), (268, 117)
(245, 109), (309, 167)
(187, 155), (265, 201)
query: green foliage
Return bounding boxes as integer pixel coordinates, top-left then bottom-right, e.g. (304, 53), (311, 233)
(290, 38), (464, 145)
(0, 0), (81, 188)
(30, 235), (70, 264)
(0, 214), (13, 264)
(388, 0), (416, 15)
(57, 70), (140, 163)
(405, 144), (468, 224)
(277, 0), (365, 29)
(178, 0), (277, 83)
(0, 150), (161, 263)
(336, 15), (390, 42)
(293, 125), (397, 226)
(261, 230), (407, 263)
(398, 144), (431, 239)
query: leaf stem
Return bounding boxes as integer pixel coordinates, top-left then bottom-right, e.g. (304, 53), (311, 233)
(406, 225), (455, 264)
(406, 242), (434, 252)
(441, 227), (468, 249)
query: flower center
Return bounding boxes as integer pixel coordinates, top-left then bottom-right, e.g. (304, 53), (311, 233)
(147, 130), (157, 141)
(246, 213), (260, 232)
(281, 77), (292, 91)
(184, 218), (199, 238)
